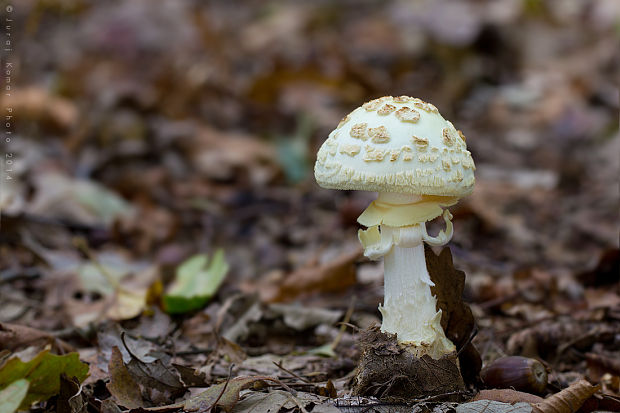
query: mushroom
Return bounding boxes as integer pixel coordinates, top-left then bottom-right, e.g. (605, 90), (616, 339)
(315, 96), (475, 360)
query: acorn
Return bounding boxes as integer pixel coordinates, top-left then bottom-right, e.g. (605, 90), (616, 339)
(481, 356), (548, 394)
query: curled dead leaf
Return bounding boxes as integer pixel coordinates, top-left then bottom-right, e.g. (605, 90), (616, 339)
(532, 379), (600, 413)
(473, 389), (544, 405)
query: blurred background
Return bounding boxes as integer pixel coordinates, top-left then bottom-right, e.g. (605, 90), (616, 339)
(1, 0), (618, 339)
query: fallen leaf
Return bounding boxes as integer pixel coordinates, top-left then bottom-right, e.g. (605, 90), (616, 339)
(70, 252), (158, 325)
(585, 352), (620, 381)
(426, 245), (482, 386)
(28, 173), (135, 227)
(125, 352), (186, 405)
(232, 389), (340, 413)
(172, 364), (208, 388)
(506, 318), (618, 359)
(267, 304), (342, 331)
(106, 342), (186, 407)
(100, 400), (123, 413)
(0, 323), (74, 354)
(256, 247), (361, 303)
(57, 374), (87, 413)
(474, 389), (544, 404)
(231, 389), (295, 413)
(0, 349), (89, 409)
(532, 379), (600, 413)
(107, 347), (143, 409)
(142, 376), (284, 413)
(0, 379), (29, 413)
(106, 289), (148, 321)
(183, 376), (272, 413)
(188, 126), (278, 186)
(163, 250), (229, 314)
(457, 399), (532, 413)
(0, 87), (78, 130)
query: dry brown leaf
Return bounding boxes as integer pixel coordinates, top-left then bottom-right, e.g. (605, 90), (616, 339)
(142, 376), (285, 413)
(0, 87), (78, 130)
(426, 245), (482, 385)
(532, 379), (599, 413)
(585, 352), (620, 381)
(106, 346), (143, 409)
(474, 389), (544, 405)
(457, 399), (533, 413)
(0, 322), (74, 354)
(506, 318), (619, 359)
(187, 126), (278, 186)
(255, 247), (361, 303)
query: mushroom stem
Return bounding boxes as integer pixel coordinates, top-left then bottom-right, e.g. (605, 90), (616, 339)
(379, 224), (456, 359)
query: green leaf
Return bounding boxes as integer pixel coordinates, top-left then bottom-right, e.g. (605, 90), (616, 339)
(163, 249), (229, 314)
(0, 350), (89, 409)
(0, 379), (29, 413)
(275, 114), (313, 184)
(307, 343), (336, 358)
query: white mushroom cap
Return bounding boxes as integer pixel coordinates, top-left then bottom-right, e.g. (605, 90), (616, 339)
(315, 96), (475, 197)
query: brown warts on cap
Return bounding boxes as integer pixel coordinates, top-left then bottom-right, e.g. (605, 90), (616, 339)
(337, 114), (350, 129)
(418, 153), (439, 163)
(325, 138), (338, 156)
(368, 126), (390, 143)
(450, 169), (464, 183)
(442, 128), (454, 147)
(363, 99), (382, 112)
(350, 123), (368, 140)
(393, 95), (411, 103)
(412, 100), (427, 111)
(431, 147), (439, 152)
(363, 145), (387, 162)
(340, 144), (361, 157)
(317, 147), (328, 163)
(457, 130), (466, 142)
(389, 149), (401, 162)
(395, 107), (420, 123)
(402, 146), (413, 161)
(388, 145), (413, 162)
(462, 158), (475, 170)
(426, 103), (439, 113)
(442, 160), (451, 172)
(377, 104), (397, 116)
(412, 135), (429, 148)
(412, 99), (439, 114)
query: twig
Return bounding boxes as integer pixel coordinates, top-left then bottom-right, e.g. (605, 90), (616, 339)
(336, 322), (360, 332)
(331, 296), (356, 351)
(273, 361), (311, 384)
(175, 348), (215, 356)
(207, 364), (234, 412)
(73, 236), (121, 290)
(286, 393), (310, 413)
